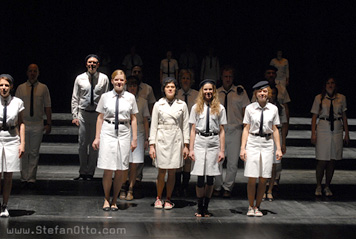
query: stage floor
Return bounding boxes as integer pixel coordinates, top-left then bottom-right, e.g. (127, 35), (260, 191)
(1, 166), (356, 239)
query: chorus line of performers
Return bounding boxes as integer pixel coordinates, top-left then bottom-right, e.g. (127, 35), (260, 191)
(0, 54), (349, 218)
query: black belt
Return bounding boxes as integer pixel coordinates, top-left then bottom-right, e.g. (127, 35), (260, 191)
(197, 132), (219, 137)
(82, 109), (96, 113)
(0, 125), (17, 131)
(250, 133), (272, 137)
(105, 120), (129, 125)
(320, 117), (342, 121)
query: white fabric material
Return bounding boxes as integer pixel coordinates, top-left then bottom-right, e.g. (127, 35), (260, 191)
(138, 83), (156, 105)
(270, 58), (289, 87)
(177, 88), (199, 113)
(149, 98), (190, 169)
(96, 90), (138, 170)
(0, 96), (24, 172)
(311, 93), (347, 161)
(129, 97), (149, 164)
(243, 102), (280, 178)
(190, 104), (226, 176)
(71, 71), (109, 119)
(122, 54), (143, 76)
(15, 81), (51, 124)
(200, 56), (220, 81)
(160, 59), (179, 79)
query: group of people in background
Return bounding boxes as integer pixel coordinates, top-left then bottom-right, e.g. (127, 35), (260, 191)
(0, 47), (350, 218)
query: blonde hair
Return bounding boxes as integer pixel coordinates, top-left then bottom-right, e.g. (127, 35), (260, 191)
(111, 69), (126, 80)
(195, 83), (220, 115)
(253, 86), (272, 101)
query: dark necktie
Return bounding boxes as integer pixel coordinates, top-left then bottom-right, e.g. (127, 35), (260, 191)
(259, 107), (264, 136)
(210, 56), (212, 68)
(90, 74), (94, 105)
(223, 90), (231, 120)
(30, 84), (34, 117)
(329, 98), (334, 131)
(206, 104), (210, 133)
(184, 92), (188, 105)
(167, 60), (170, 77)
(3, 100), (7, 130)
(115, 94), (119, 130)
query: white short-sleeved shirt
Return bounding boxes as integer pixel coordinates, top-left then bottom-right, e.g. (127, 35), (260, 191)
(270, 58), (289, 82)
(243, 102), (280, 134)
(177, 88), (199, 113)
(96, 90), (138, 121)
(218, 85), (250, 126)
(15, 80), (51, 124)
(0, 96), (25, 128)
(135, 96), (150, 130)
(138, 82), (156, 105)
(160, 59), (179, 77)
(189, 103), (227, 133)
(310, 93), (347, 118)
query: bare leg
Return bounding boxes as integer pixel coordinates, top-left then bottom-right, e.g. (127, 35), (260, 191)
(112, 170), (128, 204)
(256, 177), (268, 208)
(166, 169), (176, 200)
(2, 172), (13, 205)
(128, 163), (138, 189)
(267, 164), (277, 194)
(316, 160), (327, 187)
(102, 170), (113, 206)
(205, 184), (214, 198)
(325, 160), (336, 188)
(156, 169), (166, 199)
(247, 177), (257, 207)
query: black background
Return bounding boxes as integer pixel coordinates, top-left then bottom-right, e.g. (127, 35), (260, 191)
(2, 1), (356, 117)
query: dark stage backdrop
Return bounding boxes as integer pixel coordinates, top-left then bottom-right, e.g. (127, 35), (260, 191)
(2, 1), (356, 117)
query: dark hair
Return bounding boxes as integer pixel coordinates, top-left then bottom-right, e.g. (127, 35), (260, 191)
(161, 77), (178, 97)
(126, 75), (139, 86)
(319, 77), (338, 114)
(221, 65), (235, 76)
(85, 54), (100, 63)
(271, 86), (283, 116)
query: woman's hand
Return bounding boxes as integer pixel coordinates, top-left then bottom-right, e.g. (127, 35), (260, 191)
(18, 144), (25, 158)
(218, 151), (225, 162)
(92, 138), (100, 150)
(131, 139), (137, 152)
(344, 133), (350, 146)
(311, 133), (317, 145)
(183, 146), (189, 160)
(189, 150), (195, 161)
(240, 148), (246, 161)
(149, 145), (156, 160)
(276, 149), (283, 161)
(144, 140), (149, 150)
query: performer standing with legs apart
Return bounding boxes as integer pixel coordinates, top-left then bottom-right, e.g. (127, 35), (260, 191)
(240, 81), (282, 217)
(189, 79), (226, 217)
(0, 74), (25, 217)
(92, 70), (138, 211)
(311, 77), (349, 196)
(71, 54), (109, 181)
(149, 77), (190, 210)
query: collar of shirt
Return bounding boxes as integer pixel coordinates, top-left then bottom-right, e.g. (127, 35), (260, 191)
(220, 85), (236, 93)
(86, 71), (99, 78)
(112, 90), (124, 98)
(26, 80), (39, 86)
(1, 95), (12, 105)
(253, 101), (270, 110)
(182, 89), (192, 96)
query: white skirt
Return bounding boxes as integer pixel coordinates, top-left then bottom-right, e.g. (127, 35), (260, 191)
(191, 134), (221, 176)
(316, 119), (343, 161)
(97, 121), (131, 170)
(129, 129), (145, 163)
(244, 134), (274, 178)
(0, 130), (21, 173)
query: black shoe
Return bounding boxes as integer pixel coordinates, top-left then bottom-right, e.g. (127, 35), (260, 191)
(21, 181), (28, 189)
(86, 175), (94, 181)
(73, 174), (86, 180)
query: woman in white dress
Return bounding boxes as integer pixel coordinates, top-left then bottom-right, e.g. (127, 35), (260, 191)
(92, 70), (138, 211)
(269, 50), (289, 87)
(240, 81), (282, 217)
(149, 77), (190, 210)
(123, 76), (149, 201)
(0, 74), (25, 217)
(311, 77), (349, 196)
(264, 87), (287, 201)
(189, 79), (226, 217)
